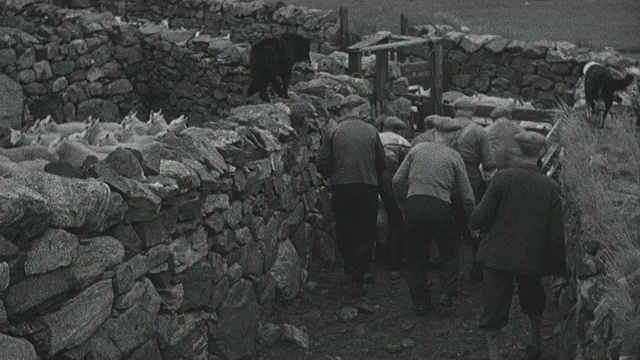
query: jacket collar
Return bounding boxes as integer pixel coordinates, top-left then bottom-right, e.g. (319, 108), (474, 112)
(513, 161), (539, 171)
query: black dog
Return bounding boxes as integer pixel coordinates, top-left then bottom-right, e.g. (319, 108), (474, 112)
(581, 61), (636, 128)
(247, 33), (311, 102)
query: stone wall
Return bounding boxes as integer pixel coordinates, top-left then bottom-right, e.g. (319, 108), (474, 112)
(0, 0), (336, 129)
(87, 0), (340, 53)
(403, 26), (640, 109)
(0, 95), (343, 359)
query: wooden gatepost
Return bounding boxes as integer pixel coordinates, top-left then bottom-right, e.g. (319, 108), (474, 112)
(345, 32), (443, 120)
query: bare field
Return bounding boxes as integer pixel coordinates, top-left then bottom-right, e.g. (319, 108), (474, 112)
(284, 0), (640, 55)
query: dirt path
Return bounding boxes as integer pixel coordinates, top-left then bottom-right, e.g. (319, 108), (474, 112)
(259, 257), (563, 360)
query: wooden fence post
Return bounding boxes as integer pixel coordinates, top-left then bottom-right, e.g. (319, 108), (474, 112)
(375, 49), (390, 116)
(430, 41), (443, 115)
(339, 7), (349, 51)
(398, 14), (408, 63)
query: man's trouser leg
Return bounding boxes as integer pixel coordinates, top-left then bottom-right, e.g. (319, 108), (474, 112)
(404, 195), (434, 307)
(332, 184), (378, 285)
(332, 185), (357, 279)
(431, 201), (460, 298)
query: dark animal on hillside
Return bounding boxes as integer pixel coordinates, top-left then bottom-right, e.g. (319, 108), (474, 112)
(580, 61), (638, 128)
(247, 33), (311, 102)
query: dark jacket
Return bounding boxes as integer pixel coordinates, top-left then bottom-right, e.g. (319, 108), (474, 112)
(316, 118), (387, 186)
(469, 163), (566, 276)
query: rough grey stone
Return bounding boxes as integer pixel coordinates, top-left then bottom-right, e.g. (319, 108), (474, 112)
(40, 279), (114, 356)
(90, 277), (161, 356)
(0, 236), (19, 262)
(269, 239), (303, 300)
(0, 178), (50, 242)
(71, 236), (125, 288)
(8, 171), (125, 233)
(3, 268), (73, 318)
(0, 334), (38, 360)
(76, 98), (121, 123)
(24, 228), (79, 275)
(0, 74), (23, 128)
(210, 279), (259, 359)
(168, 227), (210, 274)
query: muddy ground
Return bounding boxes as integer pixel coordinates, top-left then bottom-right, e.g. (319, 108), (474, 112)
(258, 251), (564, 360)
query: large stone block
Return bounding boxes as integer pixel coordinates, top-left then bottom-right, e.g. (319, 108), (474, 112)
(104, 147), (146, 182)
(159, 159), (201, 189)
(0, 178), (50, 243)
(230, 242), (264, 278)
(209, 279), (258, 360)
(105, 224), (142, 260)
(39, 279), (114, 357)
(132, 212), (174, 249)
(269, 239), (303, 300)
(4, 267), (74, 318)
(173, 259), (215, 311)
(0, 74), (23, 129)
(312, 229), (336, 264)
(289, 222), (313, 269)
(0, 334), (38, 360)
(114, 254), (148, 295)
(90, 277), (161, 357)
(0, 235), (19, 262)
(76, 98), (121, 123)
(71, 236), (125, 288)
(7, 171), (126, 233)
(169, 227), (210, 274)
(24, 228), (79, 275)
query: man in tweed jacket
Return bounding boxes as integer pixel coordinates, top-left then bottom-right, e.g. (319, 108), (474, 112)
(470, 131), (566, 360)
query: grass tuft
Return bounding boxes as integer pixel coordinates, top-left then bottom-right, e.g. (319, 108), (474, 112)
(560, 107), (640, 345)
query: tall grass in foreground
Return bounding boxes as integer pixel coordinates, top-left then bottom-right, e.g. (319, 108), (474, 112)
(560, 107), (640, 344)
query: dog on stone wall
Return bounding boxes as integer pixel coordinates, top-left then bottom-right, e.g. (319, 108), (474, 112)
(577, 61), (640, 128)
(246, 33), (311, 102)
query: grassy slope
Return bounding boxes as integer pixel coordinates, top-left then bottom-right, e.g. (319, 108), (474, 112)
(284, 0), (640, 54)
(560, 108), (640, 346)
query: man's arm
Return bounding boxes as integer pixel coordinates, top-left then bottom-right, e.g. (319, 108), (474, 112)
(316, 129), (334, 179)
(547, 185), (566, 276)
(470, 171), (501, 230)
(392, 148), (412, 213)
(478, 128), (497, 172)
(374, 133), (388, 185)
(454, 156), (476, 221)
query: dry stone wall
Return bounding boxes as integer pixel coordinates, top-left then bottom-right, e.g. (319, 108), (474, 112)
(0, 97), (343, 359)
(403, 25), (639, 109)
(0, 0), (336, 129)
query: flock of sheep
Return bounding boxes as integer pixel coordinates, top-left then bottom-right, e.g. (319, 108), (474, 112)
(0, 112), (188, 176)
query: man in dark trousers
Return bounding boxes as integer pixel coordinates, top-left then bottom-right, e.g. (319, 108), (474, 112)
(316, 115), (387, 297)
(377, 116), (411, 279)
(470, 131), (566, 360)
(451, 97), (497, 284)
(393, 117), (476, 315)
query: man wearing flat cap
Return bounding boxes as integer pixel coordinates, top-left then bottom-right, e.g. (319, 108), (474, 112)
(410, 115), (439, 147)
(316, 115), (387, 297)
(486, 106), (524, 171)
(470, 131), (566, 360)
(392, 116), (475, 316)
(450, 97), (497, 284)
(377, 116), (411, 278)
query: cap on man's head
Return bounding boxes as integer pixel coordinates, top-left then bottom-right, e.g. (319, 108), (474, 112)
(383, 116), (407, 130)
(433, 116), (464, 133)
(490, 106), (513, 120)
(423, 115), (440, 127)
(452, 96), (476, 111)
(514, 131), (548, 157)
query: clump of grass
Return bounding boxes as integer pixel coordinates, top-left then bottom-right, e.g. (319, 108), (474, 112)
(560, 107), (640, 345)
